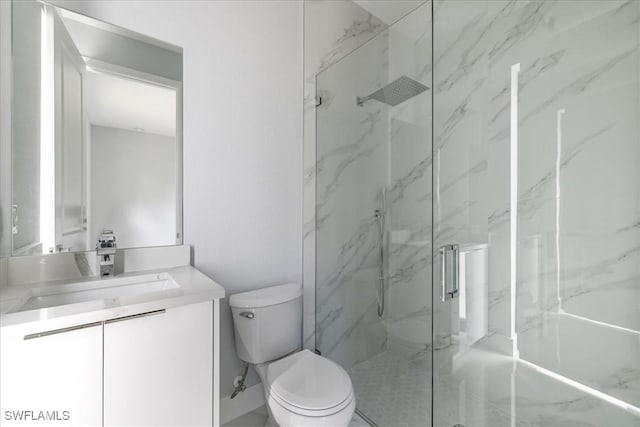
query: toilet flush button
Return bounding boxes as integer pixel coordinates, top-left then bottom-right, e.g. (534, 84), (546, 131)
(239, 311), (254, 319)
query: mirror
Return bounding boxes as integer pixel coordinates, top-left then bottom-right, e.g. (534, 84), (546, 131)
(5, 0), (183, 256)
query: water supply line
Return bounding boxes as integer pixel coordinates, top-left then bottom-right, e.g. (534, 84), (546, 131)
(375, 209), (385, 317)
(230, 364), (249, 399)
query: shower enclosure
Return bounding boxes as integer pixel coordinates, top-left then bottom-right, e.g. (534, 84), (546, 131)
(314, 1), (639, 426)
(315, 3), (432, 424)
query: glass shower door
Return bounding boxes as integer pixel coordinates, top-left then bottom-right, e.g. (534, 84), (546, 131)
(432, 1), (640, 426)
(315, 3), (433, 425)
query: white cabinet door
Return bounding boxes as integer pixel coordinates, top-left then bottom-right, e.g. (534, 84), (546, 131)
(0, 321), (103, 426)
(104, 302), (213, 427)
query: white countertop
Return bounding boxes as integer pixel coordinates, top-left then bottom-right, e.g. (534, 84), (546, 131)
(0, 265), (225, 330)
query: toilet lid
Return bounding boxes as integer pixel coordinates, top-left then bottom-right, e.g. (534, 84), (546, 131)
(265, 350), (353, 412)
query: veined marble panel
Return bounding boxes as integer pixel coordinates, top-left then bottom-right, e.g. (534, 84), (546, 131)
(314, 30), (389, 369)
(309, 0), (639, 422)
(303, 0), (389, 351)
(384, 2), (433, 363)
(513, 0), (640, 407)
(433, 0), (640, 419)
(433, 0), (505, 365)
(312, 1), (434, 375)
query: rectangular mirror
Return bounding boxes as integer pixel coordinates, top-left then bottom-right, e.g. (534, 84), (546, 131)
(5, 0), (183, 256)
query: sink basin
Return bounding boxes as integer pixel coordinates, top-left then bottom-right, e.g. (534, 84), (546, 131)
(13, 273), (180, 312)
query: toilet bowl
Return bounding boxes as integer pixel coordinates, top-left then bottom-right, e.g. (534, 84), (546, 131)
(229, 284), (356, 427)
(257, 350), (355, 426)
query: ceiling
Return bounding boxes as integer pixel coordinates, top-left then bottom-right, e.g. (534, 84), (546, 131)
(352, 0), (426, 26)
(84, 71), (176, 137)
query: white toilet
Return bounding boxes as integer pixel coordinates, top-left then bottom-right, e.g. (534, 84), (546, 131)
(229, 283), (356, 427)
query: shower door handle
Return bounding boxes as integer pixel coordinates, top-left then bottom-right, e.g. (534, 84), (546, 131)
(439, 244), (459, 302)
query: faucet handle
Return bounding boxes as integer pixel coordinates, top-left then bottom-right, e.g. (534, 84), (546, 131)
(98, 229), (116, 243)
(97, 229), (117, 252)
(97, 229), (117, 277)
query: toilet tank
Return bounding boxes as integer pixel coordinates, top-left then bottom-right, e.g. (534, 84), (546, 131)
(229, 283), (302, 364)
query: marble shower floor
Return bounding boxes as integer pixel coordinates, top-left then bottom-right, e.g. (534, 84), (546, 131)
(348, 348), (640, 427)
(349, 350), (431, 427)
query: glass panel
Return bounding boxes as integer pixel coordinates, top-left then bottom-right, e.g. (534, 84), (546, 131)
(516, 0), (640, 413)
(315, 2), (432, 425)
(433, 1), (640, 426)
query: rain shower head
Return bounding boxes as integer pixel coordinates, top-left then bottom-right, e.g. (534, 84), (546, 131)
(356, 75), (429, 107)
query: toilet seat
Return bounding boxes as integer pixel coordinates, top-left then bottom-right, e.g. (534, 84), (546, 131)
(265, 350), (354, 417)
(270, 389), (354, 418)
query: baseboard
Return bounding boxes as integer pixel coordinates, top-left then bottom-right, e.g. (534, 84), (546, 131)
(219, 383), (265, 425)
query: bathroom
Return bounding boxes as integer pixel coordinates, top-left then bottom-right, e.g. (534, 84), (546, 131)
(0, 0), (638, 426)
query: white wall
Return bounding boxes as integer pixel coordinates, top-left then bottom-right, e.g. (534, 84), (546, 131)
(50, 0), (303, 408)
(90, 125), (176, 248)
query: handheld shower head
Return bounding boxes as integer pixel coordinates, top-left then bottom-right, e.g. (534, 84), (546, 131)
(374, 187), (388, 318)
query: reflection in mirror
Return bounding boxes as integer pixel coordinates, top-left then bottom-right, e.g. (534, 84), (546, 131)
(8, 1), (182, 256)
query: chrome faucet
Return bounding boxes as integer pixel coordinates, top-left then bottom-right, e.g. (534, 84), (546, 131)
(96, 229), (117, 277)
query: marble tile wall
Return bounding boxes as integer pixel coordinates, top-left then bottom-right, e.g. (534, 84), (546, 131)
(514, 0), (640, 408)
(309, 1), (433, 372)
(303, 0), (387, 350)
(308, 0), (639, 417)
(314, 30), (389, 368)
(385, 2), (433, 362)
(432, 0), (640, 412)
(432, 0), (503, 370)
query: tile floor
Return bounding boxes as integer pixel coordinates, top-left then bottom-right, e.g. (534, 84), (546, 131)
(223, 348), (640, 427)
(223, 406), (268, 427)
(223, 405), (370, 427)
(349, 350), (431, 427)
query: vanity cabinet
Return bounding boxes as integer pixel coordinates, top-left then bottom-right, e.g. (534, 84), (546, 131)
(0, 322), (103, 426)
(104, 302), (213, 426)
(0, 301), (214, 427)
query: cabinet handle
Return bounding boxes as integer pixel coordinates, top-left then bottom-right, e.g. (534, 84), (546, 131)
(23, 309), (166, 339)
(104, 309), (166, 324)
(24, 321), (102, 340)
